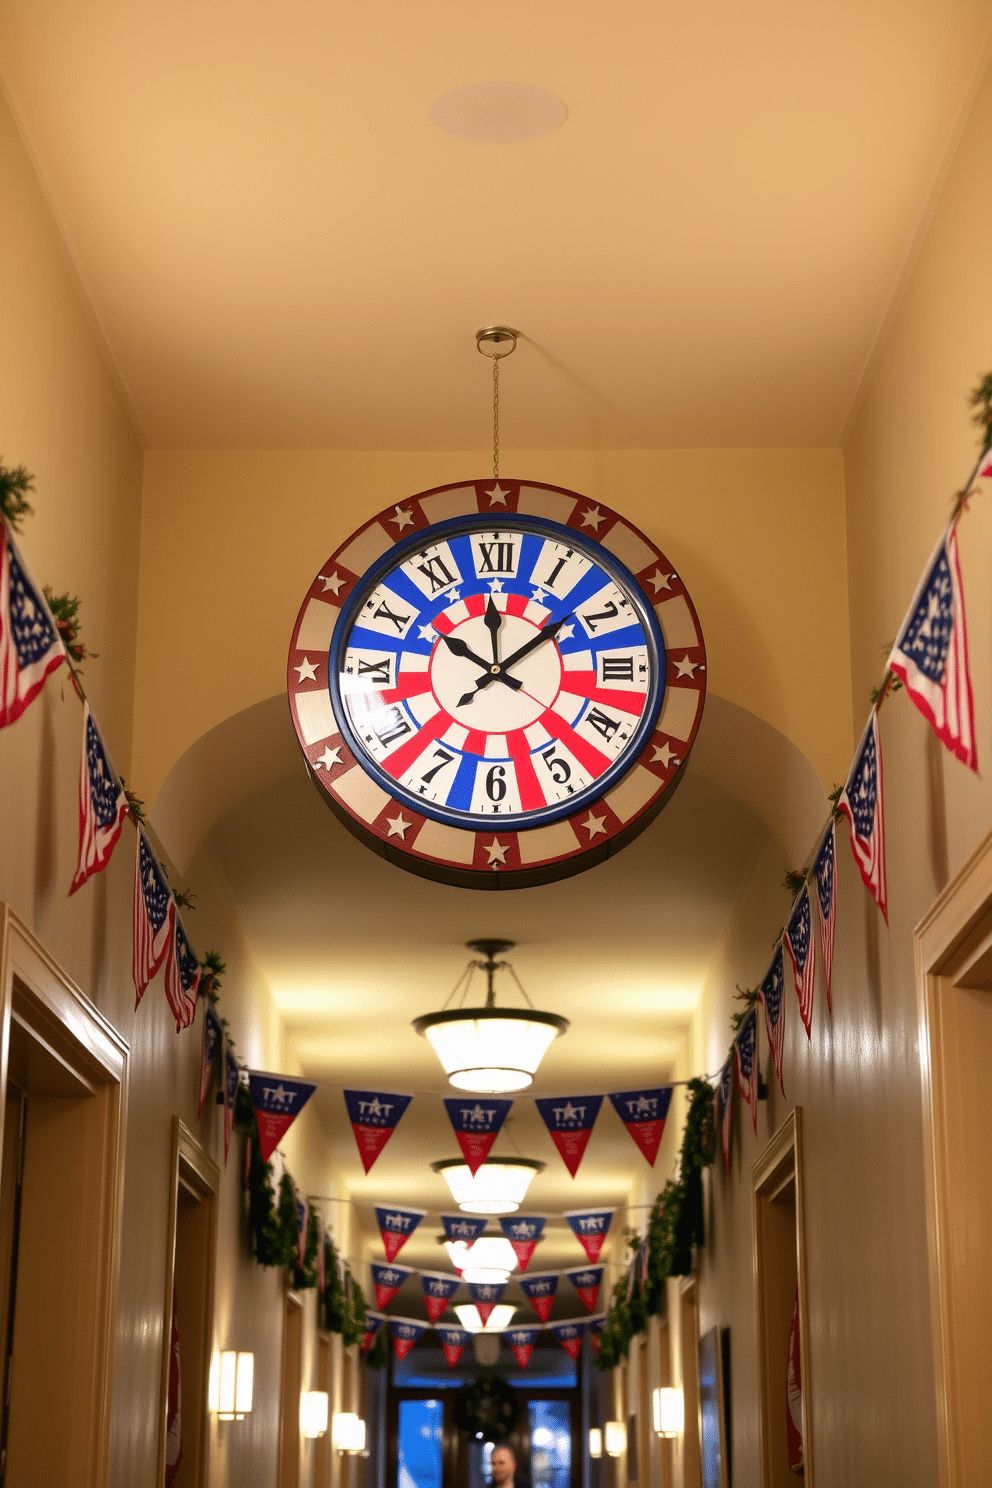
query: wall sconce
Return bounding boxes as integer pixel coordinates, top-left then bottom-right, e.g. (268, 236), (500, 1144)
(588, 1428), (603, 1459)
(604, 1421), (626, 1457)
(333, 1412), (367, 1454)
(209, 1351), (254, 1420)
(301, 1391), (329, 1439)
(652, 1387), (684, 1438)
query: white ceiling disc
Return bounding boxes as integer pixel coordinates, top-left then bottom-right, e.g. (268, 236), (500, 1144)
(429, 82), (568, 144)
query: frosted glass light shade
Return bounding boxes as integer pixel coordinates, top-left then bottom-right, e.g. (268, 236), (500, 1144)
(588, 1429), (603, 1459)
(301, 1391), (329, 1438)
(333, 1412), (366, 1453)
(211, 1350), (254, 1420)
(604, 1421), (626, 1457)
(460, 1235), (519, 1282)
(652, 1387), (684, 1437)
(413, 1008), (567, 1092)
(454, 1303), (516, 1332)
(432, 1157), (543, 1215)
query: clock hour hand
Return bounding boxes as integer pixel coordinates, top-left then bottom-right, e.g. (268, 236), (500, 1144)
(438, 633), (494, 673)
(456, 669), (523, 707)
(499, 613), (573, 675)
(484, 597), (502, 665)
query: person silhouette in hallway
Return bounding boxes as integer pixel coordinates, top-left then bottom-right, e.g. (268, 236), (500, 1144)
(490, 1445), (530, 1488)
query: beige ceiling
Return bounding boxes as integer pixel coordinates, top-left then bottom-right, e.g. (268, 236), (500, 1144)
(2, 0), (991, 449)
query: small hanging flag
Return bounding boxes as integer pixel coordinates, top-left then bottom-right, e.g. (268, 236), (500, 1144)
(70, 703), (128, 895)
(784, 885), (815, 1041)
(498, 1214), (546, 1272)
(564, 1265), (603, 1313)
(0, 521), (65, 730)
(164, 912), (200, 1033)
(786, 1285), (804, 1473)
(534, 1095), (604, 1176)
(980, 445), (992, 479)
(420, 1271), (461, 1323)
(759, 942), (787, 1093)
(563, 1207), (615, 1263)
(813, 823), (837, 1014)
(607, 1086), (673, 1166)
(370, 1261), (412, 1311)
(223, 1043), (240, 1166)
(716, 1057), (734, 1175)
(550, 1320), (585, 1360)
(390, 1317), (428, 1361)
(735, 1008), (759, 1132)
(360, 1311), (386, 1355)
(468, 1279), (507, 1326)
(440, 1214), (488, 1246)
(838, 711), (888, 921)
(437, 1325), (473, 1368)
(133, 830), (175, 1007)
(374, 1204), (426, 1262)
(587, 1314), (606, 1356)
(520, 1270), (559, 1322)
(343, 1088), (413, 1174)
(197, 1004), (223, 1120)
(247, 1071), (318, 1163)
(294, 1190), (308, 1268)
(317, 1232), (327, 1295)
(887, 520), (977, 771)
(506, 1325), (540, 1368)
(625, 1257), (637, 1303)
(442, 1097), (513, 1175)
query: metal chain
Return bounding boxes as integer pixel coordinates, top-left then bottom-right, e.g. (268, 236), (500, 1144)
(492, 352), (502, 480)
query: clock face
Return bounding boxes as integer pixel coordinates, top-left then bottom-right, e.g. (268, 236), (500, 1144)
(288, 480), (706, 888)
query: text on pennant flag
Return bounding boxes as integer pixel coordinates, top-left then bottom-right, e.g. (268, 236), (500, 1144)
(374, 1204), (426, 1261)
(887, 520), (977, 772)
(838, 711), (888, 921)
(565, 1265), (603, 1313)
(442, 1096), (513, 1175)
(519, 1270), (559, 1322)
(370, 1262), (412, 1310)
(198, 1004), (223, 1120)
(735, 1009), (758, 1132)
(551, 1320), (586, 1360)
(70, 703), (128, 895)
(607, 1086), (673, 1166)
(498, 1214), (546, 1271)
(343, 1088), (413, 1174)
(0, 522), (65, 730)
(759, 941), (787, 1094)
(784, 885), (814, 1043)
(813, 823), (837, 1014)
(390, 1318), (428, 1361)
(360, 1312), (386, 1354)
(247, 1071), (318, 1163)
(437, 1325), (472, 1368)
(440, 1214), (488, 1245)
(420, 1271), (461, 1323)
(563, 1207), (615, 1263)
(534, 1095), (604, 1176)
(468, 1279), (506, 1326)
(507, 1325), (540, 1368)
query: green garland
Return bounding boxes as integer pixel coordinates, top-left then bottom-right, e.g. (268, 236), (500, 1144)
(452, 1376), (520, 1441)
(321, 1235), (367, 1346)
(365, 1329), (388, 1370)
(594, 1077), (715, 1370)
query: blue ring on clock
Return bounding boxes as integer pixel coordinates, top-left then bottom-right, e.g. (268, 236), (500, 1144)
(327, 512), (667, 829)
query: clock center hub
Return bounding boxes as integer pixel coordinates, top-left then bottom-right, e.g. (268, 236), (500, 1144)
(430, 609), (562, 732)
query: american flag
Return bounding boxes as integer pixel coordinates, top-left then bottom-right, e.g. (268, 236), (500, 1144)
(295, 1190), (308, 1268)
(979, 444), (992, 479)
(70, 704), (129, 894)
(717, 1057), (733, 1173)
(784, 884), (816, 1039)
(0, 521), (64, 728)
(133, 829), (175, 1006)
(759, 942), (787, 1093)
(887, 520), (976, 771)
(735, 1008), (759, 1131)
(813, 823), (837, 1013)
(223, 1043), (239, 1165)
(164, 911), (200, 1032)
(197, 1003), (223, 1118)
(838, 711), (887, 921)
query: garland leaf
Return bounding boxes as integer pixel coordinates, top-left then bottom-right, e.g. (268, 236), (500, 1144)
(0, 462), (34, 532)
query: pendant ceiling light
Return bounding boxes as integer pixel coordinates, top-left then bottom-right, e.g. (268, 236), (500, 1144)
(433, 1157), (543, 1216)
(413, 940), (568, 1093)
(452, 1234), (519, 1283)
(454, 1303), (517, 1334)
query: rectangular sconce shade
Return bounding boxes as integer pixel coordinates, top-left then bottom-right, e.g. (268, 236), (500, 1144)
(301, 1391), (330, 1439)
(588, 1429), (603, 1459)
(210, 1351), (254, 1420)
(604, 1421), (626, 1457)
(652, 1386), (684, 1437)
(333, 1412), (366, 1453)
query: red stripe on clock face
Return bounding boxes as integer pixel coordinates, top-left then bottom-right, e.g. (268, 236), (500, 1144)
(557, 672), (646, 715)
(380, 710), (454, 778)
(538, 711), (611, 778)
(504, 730), (544, 810)
(462, 729), (488, 756)
(504, 593), (530, 618)
(380, 673), (435, 704)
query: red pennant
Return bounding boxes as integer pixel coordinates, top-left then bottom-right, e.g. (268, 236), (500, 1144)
(589, 1333), (601, 1357)
(510, 1239), (539, 1271)
(548, 1128), (594, 1177)
(442, 1339), (467, 1367)
(393, 1334), (418, 1361)
(426, 1295), (451, 1323)
(556, 1333), (583, 1360)
(626, 1119), (666, 1164)
(454, 1129), (500, 1176)
(527, 1292), (555, 1323)
(352, 1125), (395, 1175)
(573, 1284), (600, 1313)
(382, 1231), (408, 1262)
(475, 1301), (497, 1326)
(510, 1340), (535, 1367)
(576, 1232), (606, 1264)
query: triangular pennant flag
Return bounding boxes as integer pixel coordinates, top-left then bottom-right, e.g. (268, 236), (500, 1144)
(390, 1317), (428, 1361)
(440, 1214), (488, 1245)
(164, 911), (200, 1033)
(442, 1097), (513, 1176)
(468, 1279), (506, 1326)
(360, 1311), (386, 1355)
(343, 1088), (413, 1174)
(587, 1314), (606, 1356)
(197, 1004), (223, 1119)
(520, 1271), (559, 1323)
(437, 1325), (473, 1368)
(133, 829), (175, 1007)
(716, 1057), (734, 1175)
(222, 1043), (240, 1166)
(550, 1320), (585, 1360)
(294, 1190), (308, 1268)
(759, 941), (787, 1091)
(498, 1214), (546, 1272)
(506, 1325), (540, 1368)
(813, 823), (837, 1014)
(374, 1204), (426, 1262)
(735, 1008), (759, 1132)
(607, 1086), (673, 1166)
(534, 1095), (604, 1176)
(563, 1207), (615, 1263)
(564, 1265), (603, 1313)
(70, 703), (128, 895)
(247, 1071), (318, 1163)
(784, 884), (814, 1042)
(837, 710), (888, 921)
(0, 521), (65, 730)
(370, 1261), (412, 1310)
(420, 1271), (461, 1323)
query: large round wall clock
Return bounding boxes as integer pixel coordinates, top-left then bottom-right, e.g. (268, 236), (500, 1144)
(287, 480), (706, 888)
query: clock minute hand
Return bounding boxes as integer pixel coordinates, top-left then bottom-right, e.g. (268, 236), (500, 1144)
(499, 614), (574, 675)
(484, 597), (502, 665)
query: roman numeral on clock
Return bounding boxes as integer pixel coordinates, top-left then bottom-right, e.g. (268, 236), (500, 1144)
(357, 657), (393, 685)
(600, 655), (634, 682)
(586, 707), (620, 741)
(477, 541), (516, 574)
(581, 601), (618, 632)
(372, 601), (411, 634)
(372, 707), (413, 747)
(416, 555), (457, 593)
